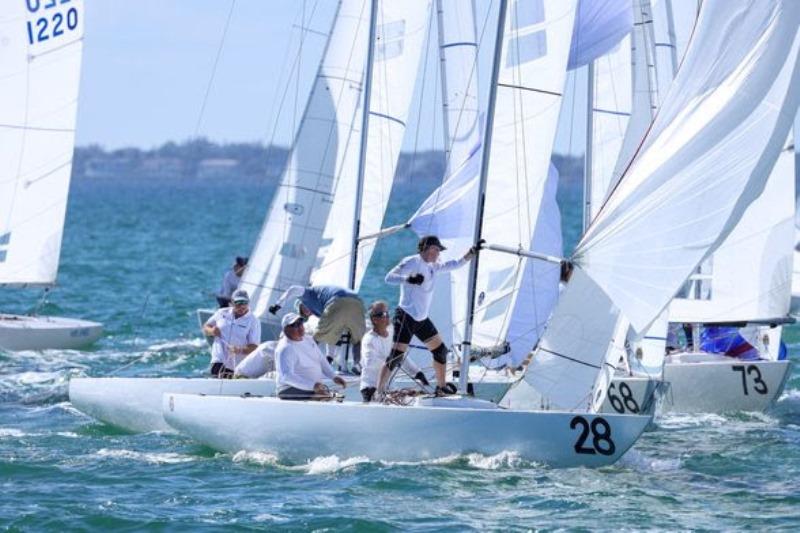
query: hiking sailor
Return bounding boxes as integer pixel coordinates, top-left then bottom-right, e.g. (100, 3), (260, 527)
(360, 300), (429, 402)
(377, 235), (476, 396)
(202, 288), (260, 378)
(216, 256), (248, 308)
(275, 312), (346, 400)
(268, 284), (366, 371)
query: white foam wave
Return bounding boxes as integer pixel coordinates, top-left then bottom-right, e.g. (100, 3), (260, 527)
(232, 450), (280, 466)
(655, 412), (729, 430)
(465, 451), (524, 470)
(0, 428), (26, 438)
(303, 455), (371, 475)
(95, 448), (195, 464)
(148, 338), (206, 351)
(619, 449), (682, 472)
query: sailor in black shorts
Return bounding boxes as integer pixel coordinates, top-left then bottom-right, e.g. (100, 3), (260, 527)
(377, 235), (476, 396)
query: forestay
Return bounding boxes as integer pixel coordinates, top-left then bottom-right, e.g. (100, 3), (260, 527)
(0, 1), (84, 286)
(240, 0), (370, 317)
(574, 0), (800, 334)
(312, 1), (430, 289)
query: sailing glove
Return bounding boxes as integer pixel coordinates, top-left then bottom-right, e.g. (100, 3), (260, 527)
(268, 304), (281, 315)
(407, 274), (425, 285)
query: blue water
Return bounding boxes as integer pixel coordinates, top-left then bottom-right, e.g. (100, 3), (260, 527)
(2, 178), (800, 530)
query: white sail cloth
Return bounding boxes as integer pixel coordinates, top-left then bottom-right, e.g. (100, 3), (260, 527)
(568, 0), (633, 70)
(312, 1), (430, 290)
(0, 1), (84, 286)
(574, 0), (800, 334)
(241, 0), (371, 317)
(467, 0), (576, 353)
(669, 137), (795, 323)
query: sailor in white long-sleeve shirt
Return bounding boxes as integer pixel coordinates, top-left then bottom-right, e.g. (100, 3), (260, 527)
(378, 235), (476, 396)
(275, 312), (346, 400)
(360, 300), (429, 402)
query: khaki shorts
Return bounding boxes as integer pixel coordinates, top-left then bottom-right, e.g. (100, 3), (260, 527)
(314, 296), (366, 345)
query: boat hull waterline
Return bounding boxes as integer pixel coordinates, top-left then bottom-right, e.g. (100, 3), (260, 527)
(68, 374), (510, 433)
(163, 393), (651, 467)
(660, 356), (792, 414)
(0, 314), (102, 351)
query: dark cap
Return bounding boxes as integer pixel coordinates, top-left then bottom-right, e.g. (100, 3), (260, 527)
(234, 256), (248, 268)
(417, 235), (446, 253)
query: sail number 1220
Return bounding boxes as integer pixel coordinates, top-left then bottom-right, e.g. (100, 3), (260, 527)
(25, 0), (78, 45)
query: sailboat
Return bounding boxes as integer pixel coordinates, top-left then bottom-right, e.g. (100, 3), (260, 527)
(163, 0), (799, 466)
(69, 0), (431, 432)
(0, 0), (103, 351)
(163, 0), (656, 467)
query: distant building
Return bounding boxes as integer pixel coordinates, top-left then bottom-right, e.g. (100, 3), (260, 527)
(84, 158), (135, 179)
(196, 158), (239, 180)
(140, 157), (184, 180)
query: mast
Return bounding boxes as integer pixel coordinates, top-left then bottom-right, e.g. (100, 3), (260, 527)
(458, 0), (508, 393)
(583, 61), (595, 232)
(435, 0), (452, 161)
(348, 0), (378, 290)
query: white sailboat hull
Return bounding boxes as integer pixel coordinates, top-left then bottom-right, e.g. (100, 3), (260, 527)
(600, 375), (661, 415)
(69, 377), (279, 433)
(0, 314), (102, 351)
(660, 354), (792, 414)
(163, 393), (651, 467)
(69, 370), (512, 434)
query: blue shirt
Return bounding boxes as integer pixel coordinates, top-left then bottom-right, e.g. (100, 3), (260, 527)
(275, 285), (359, 317)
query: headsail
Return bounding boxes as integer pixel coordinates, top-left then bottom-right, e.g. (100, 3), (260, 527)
(575, 0), (800, 334)
(241, 0), (371, 318)
(524, 0), (800, 411)
(0, 1), (84, 286)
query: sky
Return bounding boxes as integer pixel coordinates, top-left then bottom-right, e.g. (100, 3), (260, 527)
(76, 0), (586, 154)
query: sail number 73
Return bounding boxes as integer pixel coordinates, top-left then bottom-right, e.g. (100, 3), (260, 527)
(731, 365), (768, 396)
(570, 416), (616, 456)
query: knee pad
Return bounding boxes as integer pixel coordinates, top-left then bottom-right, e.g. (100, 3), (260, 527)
(431, 344), (448, 364)
(386, 349), (405, 370)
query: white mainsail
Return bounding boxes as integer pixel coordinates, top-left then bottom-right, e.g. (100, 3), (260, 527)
(525, 0), (800, 411)
(419, 0), (482, 350)
(0, 1), (84, 286)
(466, 0), (577, 356)
(312, 1), (431, 290)
(240, 0), (371, 317)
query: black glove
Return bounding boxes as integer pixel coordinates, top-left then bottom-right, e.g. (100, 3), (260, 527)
(268, 304), (281, 315)
(407, 273), (425, 285)
(414, 371), (430, 386)
(469, 239), (486, 256)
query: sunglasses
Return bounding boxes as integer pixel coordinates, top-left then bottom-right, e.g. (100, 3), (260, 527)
(233, 300), (249, 306)
(370, 311), (389, 318)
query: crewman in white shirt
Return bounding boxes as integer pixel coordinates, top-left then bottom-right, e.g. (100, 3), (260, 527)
(203, 288), (260, 378)
(216, 256), (248, 307)
(276, 312), (346, 400)
(360, 300), (429, 402)
(377, 235), (476, 396)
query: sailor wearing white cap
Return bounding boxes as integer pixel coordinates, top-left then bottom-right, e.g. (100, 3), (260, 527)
(275, 312), (346, 400)
(203, 288), (261, 378)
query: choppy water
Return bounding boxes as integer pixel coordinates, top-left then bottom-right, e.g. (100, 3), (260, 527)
(2, 178), (799, 530)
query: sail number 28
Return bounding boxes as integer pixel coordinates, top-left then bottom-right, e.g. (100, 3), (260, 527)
(25, 0), (78, 45)
(570, 416), (616, 456)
